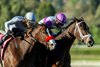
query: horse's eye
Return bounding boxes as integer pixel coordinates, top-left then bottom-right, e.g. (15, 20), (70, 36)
(86, 26), (89, 30)
(79, 24), (83, 27)
(79, 24), (83, 28)
(42, 31), (46, 34)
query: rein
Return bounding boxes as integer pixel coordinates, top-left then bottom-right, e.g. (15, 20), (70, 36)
(30, 32), (37, 43)
(74, 21), (91, 42)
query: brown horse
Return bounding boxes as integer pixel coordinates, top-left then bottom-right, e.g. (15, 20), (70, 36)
(42, 17), (94, 67)
(0, 24), (56, 67)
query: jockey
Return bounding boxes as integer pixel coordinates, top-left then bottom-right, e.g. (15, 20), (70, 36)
(38, 12), (67, 36)
(0, 12), (36, 46)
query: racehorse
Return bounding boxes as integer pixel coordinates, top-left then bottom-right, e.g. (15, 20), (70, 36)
(0, 24), (56, 67)
(44, 17), (94, 67)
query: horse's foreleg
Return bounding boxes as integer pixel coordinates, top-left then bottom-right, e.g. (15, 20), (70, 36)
(0, 60), (4, 67)
(52, 61), (61, 67)
(52, 64), (58, 67)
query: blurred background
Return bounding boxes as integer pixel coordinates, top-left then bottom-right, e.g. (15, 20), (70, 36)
(0, 0), (100, 67)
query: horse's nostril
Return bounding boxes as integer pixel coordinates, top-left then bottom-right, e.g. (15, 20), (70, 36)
(89, 41), (94, 45)
(51, 44), (53, 46)
(89, 41), (92, 44)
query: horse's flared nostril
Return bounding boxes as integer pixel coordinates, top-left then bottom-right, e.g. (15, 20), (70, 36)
(89, 41), (94, 46)
(89, 41), (92, 44)
(51, 44), (53, 46)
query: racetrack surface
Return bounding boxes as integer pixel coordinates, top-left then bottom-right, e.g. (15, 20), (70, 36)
(71, 60), (100, 67)
(0, 61), (100, 67)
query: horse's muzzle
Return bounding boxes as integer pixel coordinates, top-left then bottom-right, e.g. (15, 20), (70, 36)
(86, 37), (94, 47)
(48, 39), (56, 50)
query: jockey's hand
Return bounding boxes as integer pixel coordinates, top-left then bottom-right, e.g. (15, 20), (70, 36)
(7, 30), (12, 35)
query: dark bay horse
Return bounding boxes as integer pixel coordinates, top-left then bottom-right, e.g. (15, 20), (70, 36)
(0, 25), (56, 67)
(44, 17), (94, 67)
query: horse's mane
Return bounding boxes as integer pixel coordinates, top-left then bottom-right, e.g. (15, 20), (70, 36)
(34, 24), (46, 29)
(27, 24), (46, 35)
(64, 19), (75, 29)
(64, 17), (84, 29)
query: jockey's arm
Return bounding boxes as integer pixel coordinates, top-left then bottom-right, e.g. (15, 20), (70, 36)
(5, 16), (23, 33)
(38, 19), (44, 25)
(5, 20), (14, 32)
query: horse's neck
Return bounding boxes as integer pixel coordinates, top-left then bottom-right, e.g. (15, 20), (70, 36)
(65, 22), (76, 39)
(30, 26), (46, 44)
(16, 37), (35, 54)
(56, 22), (76, 39)
(30, 27), (39, 37)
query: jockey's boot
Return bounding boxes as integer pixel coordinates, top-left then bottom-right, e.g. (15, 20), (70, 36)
(0, 39), (4, 46)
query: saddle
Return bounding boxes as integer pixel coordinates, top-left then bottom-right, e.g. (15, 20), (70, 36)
(0, 33), (12, 60)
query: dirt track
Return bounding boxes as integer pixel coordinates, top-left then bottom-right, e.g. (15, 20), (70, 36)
(71, 61), (100, 67)
(1, 61), (100, 67)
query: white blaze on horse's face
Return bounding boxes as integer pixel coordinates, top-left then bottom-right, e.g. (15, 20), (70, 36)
(74, 21), (94, 47)
(48, 39), (56, 50)
(46, 28), (56, 50)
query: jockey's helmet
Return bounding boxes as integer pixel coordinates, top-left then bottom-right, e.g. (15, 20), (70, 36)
(24, 12), (36, 28)
(25, 12), (36, 21)
(55, 13), (67, 26)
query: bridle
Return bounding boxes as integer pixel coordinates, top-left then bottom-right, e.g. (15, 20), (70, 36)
(74, 21), (92, 43)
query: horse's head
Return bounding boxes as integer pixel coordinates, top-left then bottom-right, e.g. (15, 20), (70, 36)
(31, 24), (56, 50)
(72, 17), (94, 47)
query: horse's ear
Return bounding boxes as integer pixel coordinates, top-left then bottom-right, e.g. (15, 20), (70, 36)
(73, 16), (78, 21)
(80, 17), (84, 20)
